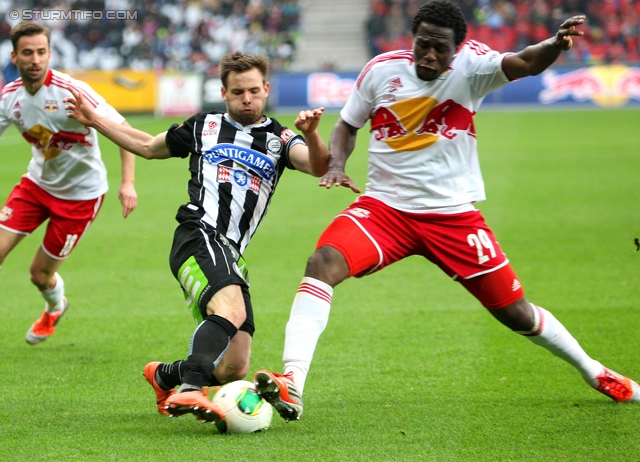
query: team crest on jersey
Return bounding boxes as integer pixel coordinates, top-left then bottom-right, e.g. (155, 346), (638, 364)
(348, 207), (370, 219)
(44, 100), (58, 112)
(267, 137), (283, 155)
(13, 110), (20, 119)
(217, 165), (261, 194)
(0, 206), (13, 222)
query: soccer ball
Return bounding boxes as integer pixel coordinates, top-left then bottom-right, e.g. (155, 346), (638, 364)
(211, 380), (273, 434)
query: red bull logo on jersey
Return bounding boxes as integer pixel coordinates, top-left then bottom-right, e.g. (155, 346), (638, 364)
(540, 65), (640, 108)
(21, 124), (93, 161)
(44, 100), (58, 112)
(415, 99), (476, 140)
(371, 97), (476, 151)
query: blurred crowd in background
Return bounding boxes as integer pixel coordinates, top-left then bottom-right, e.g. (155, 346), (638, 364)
(0, 0), (301, 79)
(367, 0), (640, 65)
(1, 0), (638, 84)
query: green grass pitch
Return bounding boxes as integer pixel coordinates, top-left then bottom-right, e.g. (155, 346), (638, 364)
(0, 108), (639, 461)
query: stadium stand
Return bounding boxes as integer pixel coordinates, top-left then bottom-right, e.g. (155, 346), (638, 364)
(0, 0), (302, 79)
(1, 0), (638, 82)
(366, 0), (640, 65)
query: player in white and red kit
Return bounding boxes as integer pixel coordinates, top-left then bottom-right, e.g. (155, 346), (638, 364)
(254, 1), (639, 422)
(0, 22), (137, 345)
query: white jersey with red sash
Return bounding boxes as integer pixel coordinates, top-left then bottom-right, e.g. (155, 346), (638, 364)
(0, 69), (125, 200)
(341, 42), (512, 211)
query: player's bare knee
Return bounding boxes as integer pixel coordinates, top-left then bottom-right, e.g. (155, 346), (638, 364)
(29, 269), (55, 291)
(216, 361), (250, 384)
(226, 308), (247, 330)
(228, 363), (250, 382)
(489, 297), (535, 332)
(305, 246), (348, 285)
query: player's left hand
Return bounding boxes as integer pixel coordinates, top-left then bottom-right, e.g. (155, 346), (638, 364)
(63, 87), (96, 127)
(118, 183), (138, 218)
(554, 15), (585, 50)
(295, 107), (325, 135)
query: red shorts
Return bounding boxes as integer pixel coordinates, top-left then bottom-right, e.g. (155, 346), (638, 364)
(0, 176), (104, 260)
(316, 195), (524, 309)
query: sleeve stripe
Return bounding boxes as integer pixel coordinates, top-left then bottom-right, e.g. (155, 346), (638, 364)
(1, 80), (23, 96)
(356, 50), (414, 89)
(50, 76), (100, 107)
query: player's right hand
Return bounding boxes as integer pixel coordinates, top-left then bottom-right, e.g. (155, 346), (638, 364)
(295, 107), (325, 136)
(318, 169), (361, 193)
(63, 87), (96, 127)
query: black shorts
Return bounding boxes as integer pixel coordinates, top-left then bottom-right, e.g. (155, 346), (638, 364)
(169, 220), (255, 335)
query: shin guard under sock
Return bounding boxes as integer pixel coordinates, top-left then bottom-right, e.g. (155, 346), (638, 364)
(183, 314), (238, 389)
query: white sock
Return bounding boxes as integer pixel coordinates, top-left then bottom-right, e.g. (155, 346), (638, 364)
(41, 273), (65, 313)
(283, 277), (333, 395)
(522, 304), (603, 385)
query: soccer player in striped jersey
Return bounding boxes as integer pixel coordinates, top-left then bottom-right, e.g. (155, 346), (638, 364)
(65, 51), (329, 422)
(0, 21), (138, 345)
(254, 0), (639, 423)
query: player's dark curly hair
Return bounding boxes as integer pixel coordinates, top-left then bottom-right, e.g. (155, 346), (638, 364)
(411, 0), (468, 47)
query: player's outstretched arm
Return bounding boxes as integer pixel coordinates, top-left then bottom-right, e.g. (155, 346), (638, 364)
(117, 120), (138, 218)
(319, 117), (361, 193)
(502, 15), (586, 81)
(289, 107), (329, 177)
(64, 87), (170, 160)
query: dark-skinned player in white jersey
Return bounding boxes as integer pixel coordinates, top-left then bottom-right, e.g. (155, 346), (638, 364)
(64, 51), (329, 423)
(253, 1), (639, 423)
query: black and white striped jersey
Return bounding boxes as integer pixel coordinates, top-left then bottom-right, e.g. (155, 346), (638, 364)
(165, 111), (305, 253)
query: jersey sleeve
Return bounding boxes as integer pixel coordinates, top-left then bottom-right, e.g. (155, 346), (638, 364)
(339, 60), (376, 129)
(275, 122), (305, 170)
(165, 114), (199, 158)
(0, 99), (11, 136)
(460, 41), (511, 97)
